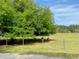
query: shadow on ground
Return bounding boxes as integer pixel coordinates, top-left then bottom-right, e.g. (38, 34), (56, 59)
(0, 38), (55, 45)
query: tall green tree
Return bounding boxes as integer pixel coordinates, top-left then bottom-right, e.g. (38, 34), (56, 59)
(0, 0), (56, 37)
(0, 0), (15, 36)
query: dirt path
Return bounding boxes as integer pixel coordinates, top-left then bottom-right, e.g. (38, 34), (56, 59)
(0, 53), (78, 59)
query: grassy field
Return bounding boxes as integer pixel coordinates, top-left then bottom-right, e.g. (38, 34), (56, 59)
(0, 33), (79, 56)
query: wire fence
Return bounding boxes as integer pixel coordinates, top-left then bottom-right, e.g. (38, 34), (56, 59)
(0, 37), (79, 59)
(45, 38), (79, 59)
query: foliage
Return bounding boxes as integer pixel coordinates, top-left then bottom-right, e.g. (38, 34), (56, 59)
(57, 25), (79, 33)
(0, 0), (56, 38)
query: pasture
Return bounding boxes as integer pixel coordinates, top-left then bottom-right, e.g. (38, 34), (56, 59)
(0, 33), (79, 56)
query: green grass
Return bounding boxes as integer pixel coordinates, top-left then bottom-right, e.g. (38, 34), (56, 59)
(0, 33), (79, 56)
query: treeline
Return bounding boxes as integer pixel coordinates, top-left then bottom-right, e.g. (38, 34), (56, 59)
(57, 25), (79, 33)
(0, 0), (56, 38)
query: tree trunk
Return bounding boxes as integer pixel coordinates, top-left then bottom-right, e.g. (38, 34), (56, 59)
(22, 39), (24, 45)
(41, 37), (44, 43)
(6, 39), (8, 46)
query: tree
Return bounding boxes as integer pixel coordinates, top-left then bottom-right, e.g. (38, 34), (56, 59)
(68, 25), (79, 33)
(57, 25), (79, 33)
(0, 0), (56, 38)
(0, 0), (15, 36)
(33, 8), (56, 35)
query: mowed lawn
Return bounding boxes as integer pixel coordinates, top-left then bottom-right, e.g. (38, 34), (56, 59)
(0, 33), (79, 55)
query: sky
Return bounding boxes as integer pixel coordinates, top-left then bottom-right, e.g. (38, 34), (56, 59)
(34, 0), (79, 25)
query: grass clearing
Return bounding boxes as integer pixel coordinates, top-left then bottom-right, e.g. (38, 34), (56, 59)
(0, 33), (79, 56)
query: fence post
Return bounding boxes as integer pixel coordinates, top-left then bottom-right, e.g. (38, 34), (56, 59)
(6, 39), (8, 46)
(63, 39), (66, 50)
(62, 39), (67, 58)
(22, 39), (24, 45)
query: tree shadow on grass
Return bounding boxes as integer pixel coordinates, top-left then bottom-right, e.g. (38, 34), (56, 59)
(0, 38), (55, 45)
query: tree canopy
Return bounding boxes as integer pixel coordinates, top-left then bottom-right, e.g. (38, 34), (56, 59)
(57, 25), (79, 33)
(0, 0), (56, 38)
